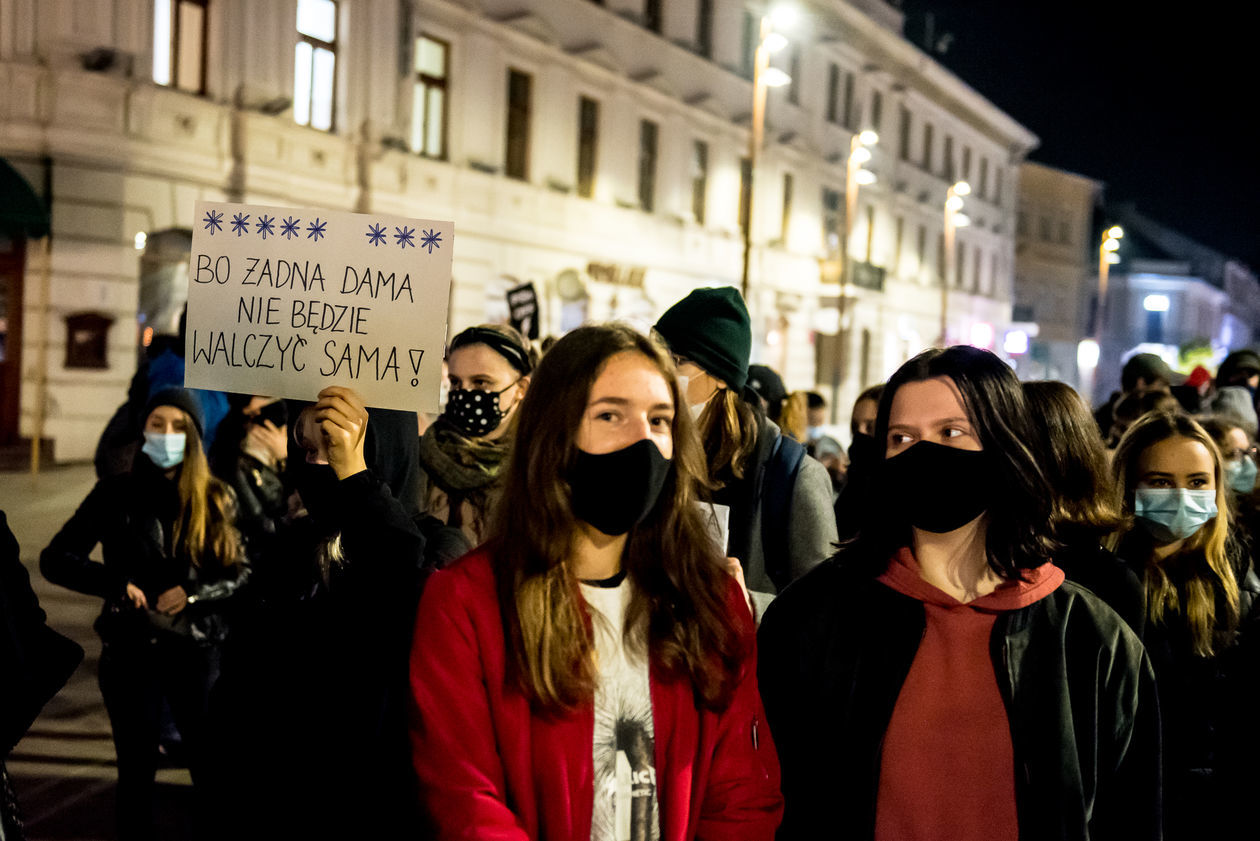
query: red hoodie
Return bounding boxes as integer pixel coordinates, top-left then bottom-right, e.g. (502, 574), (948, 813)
(874, 547), (1064, 841)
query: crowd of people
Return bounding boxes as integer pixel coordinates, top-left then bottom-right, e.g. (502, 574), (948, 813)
(5, 287), (1258, 840)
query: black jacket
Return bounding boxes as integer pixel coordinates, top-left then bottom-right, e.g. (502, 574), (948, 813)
(758, 555), (1162, 841)
(39, 458), (249, 645)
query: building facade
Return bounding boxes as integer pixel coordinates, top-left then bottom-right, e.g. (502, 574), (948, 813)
(0, 0), (1035, 461)
(1011, 161), (1103, 387)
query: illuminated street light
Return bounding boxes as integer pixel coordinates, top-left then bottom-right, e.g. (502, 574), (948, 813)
(1078, 338), (1100, 369)
(939, 181), (971, 344)
(859, 129), (879, 146)
(830, 125), (880, 407)
(1103, 237), (1121, 251)
(851, 146), (872, 164)
(1107, 225), (1125, 239)
(740, 6), (799, 299)
(1144, 294), (1170, 312)
(1106, 252), (1121, 264)
(854, 169), (877, 186)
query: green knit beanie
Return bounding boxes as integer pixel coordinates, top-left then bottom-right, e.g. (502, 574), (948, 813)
(654, 286), (751, 391)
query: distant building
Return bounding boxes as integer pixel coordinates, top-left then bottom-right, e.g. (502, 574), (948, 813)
(1011, 162), (1103, 386)
(1092, 205), (1260, 403)
(0, 0), (1034, 461)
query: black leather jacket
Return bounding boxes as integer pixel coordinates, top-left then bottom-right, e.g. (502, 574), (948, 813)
(759, 555), (1162, 841)
(40, 458), (248, 646)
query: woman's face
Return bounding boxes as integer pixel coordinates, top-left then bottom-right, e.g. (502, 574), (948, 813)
(1223, 426), (1252, 463)
(447, 342), (528, 438)
(1135, 435), (1215, 492)
(851, 398), (879, 438)
(885, 376), (981, 458)
(671, 355), (724, 407)
(145, 405), (189, 436)
(577, 351), (675, 459)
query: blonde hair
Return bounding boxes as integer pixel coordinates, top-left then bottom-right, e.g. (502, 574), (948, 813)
(778, 391), (810, 443)
(1110, 410), (1240, 656)
(172, 418), (244, 570)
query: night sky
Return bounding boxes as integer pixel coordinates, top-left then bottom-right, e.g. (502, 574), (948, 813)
(897, 0), (1259, 268)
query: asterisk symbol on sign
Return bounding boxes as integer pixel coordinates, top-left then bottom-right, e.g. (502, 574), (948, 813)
(306, 218), (328, 241)
(280, 216), (301, 239)
(394, 226), (416, 249)
(231, 213), (251, 236)
(419, 228), (443, 254)
(366, 223), (387, 246)
(256, 214), (276, 239)
(203, 210), (224, 234)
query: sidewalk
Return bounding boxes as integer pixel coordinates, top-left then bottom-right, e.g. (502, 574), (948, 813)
(2, 464), (194, 841)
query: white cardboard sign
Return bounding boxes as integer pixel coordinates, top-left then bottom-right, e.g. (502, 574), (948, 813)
(183, 201), (452, 413)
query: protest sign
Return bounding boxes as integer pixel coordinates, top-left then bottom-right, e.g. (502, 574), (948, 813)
(506, 282), (539, 340)
(184, 200), (452, 413)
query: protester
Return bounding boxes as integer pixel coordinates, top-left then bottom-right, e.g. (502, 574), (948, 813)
(747, 364), (787, 423)
(653, 287), (837, 615)
(409, 323), (782, 838)
(2, 511), (83, 841)
(206, 386), (425, 840)
(208, 394), (289, 554)
(1022, 380), (1144, 633)
(759, 346), (1160, 840)
(777, 391), (809, 443)
(1109, 410), (1260, 838)
(41, 388), (247, 841)
(834, 383), (884, 539)
(417, 324), (534, 567)
(1108, 388), (1179, 448)
(1094, 352), (1174, 437)
(1207, 349), (1260, 436)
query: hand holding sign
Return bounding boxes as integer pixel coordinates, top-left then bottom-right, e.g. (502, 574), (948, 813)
(312, 386), (369, 480)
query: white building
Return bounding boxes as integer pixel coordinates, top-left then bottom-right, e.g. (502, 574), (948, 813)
(0, 0), (1036, 461)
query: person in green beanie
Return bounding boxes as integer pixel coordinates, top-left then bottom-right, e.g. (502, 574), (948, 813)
(417, 323), (537, 566)
(654, 287), (838, 617)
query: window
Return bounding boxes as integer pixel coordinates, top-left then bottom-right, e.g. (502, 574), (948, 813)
(990, 252), (1000, 296)
(936, 232), (945, 284)
(1017, 212), (1029, 237)
(956, 241), (966, 288)
(822, 187), (841, 253)
(64, 312), (114, 369)
(843, 72), (855, 129)
(695, 0), (713, 58)
(294, 0), (337, 131)
(691, 140), (708, 223)
(898, 106), (911, 161)
(1058, 220), (1072, 244)
(1039, 215), (1053, 241)
(787, 47), (801, 105)
(962, 145), (972, 181)
(739, 157), (752, 233)
(870, 90), (883, 132)
(638, 119), (658, 212)
(994, 167), (1003, 207)
(411, 35), (448, 159)
(826, 64), (840, 124)
(979, 157), (989, 198)
(505, 69), (532, 180)
(153, 0), (208, 94)
(943, 135), (954, 180)
(916, 224), (927, 281)
(893, 216), (904, 275)
(922, 122), (933, 172)
(740, 12), (756, 79)
(644, 0), (662, 33)
(577, 96), (599, 198)
(781, 172), (794, 242)
(973, 246), (983, 292)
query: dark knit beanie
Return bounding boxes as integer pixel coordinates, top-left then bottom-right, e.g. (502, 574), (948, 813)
(143, 387), (205, 437)
(654, 287), (751, 391)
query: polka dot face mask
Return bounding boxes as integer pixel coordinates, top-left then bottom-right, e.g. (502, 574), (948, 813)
(442, 381), (520, 438)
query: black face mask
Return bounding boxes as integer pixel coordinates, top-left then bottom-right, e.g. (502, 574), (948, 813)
(567, 439), (672, 537)
(882, 441), (993, 533)
(847, 432), (881, 474)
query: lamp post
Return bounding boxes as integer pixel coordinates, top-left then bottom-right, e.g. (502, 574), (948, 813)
(1095, 225), (1123, 343)
(939, 180), (971, 345)
(833, 129), (878, 405)
(739, 7), (794, 300)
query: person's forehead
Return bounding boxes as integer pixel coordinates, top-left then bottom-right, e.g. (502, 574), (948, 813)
(588, 352), (671, 403)
(1139, 436), (1214, 471)
(888, 377), (966, 421)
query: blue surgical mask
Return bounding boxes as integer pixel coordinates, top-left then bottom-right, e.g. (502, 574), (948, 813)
(142, 432), (187, 470)
(1227, 456), (1258, 494)
(1134, 487), (1218, 543)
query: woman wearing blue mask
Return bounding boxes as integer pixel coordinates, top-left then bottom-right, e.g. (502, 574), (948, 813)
(1111, 410), (1260, 839)
(417, 323), (535, 566)
(40, 388), (247, 841)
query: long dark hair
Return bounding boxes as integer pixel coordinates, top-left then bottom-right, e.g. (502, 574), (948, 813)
(844, 346), (1057, 578)
(491, 323), (747, 712)
(1022, 380), (1123, 542)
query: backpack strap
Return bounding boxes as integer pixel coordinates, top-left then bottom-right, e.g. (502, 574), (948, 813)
(761, 431), (807, 592)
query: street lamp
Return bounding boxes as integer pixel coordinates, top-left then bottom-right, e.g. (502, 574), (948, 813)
(1094, 225), (1124, 342)
(939, 180), (970, 345)
(740, 6), (795, 300)
(832, 128), (879, 404)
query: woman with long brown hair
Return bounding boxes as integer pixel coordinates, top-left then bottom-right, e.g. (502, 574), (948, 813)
(41, 388), (247, 841)
(409, 323), (782, 839)
(1110, 410), (1260, 838)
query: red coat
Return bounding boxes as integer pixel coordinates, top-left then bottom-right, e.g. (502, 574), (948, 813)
(409, 549), (783, 841)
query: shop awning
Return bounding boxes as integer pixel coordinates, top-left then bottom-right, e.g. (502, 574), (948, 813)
(0, 157), (49, 239)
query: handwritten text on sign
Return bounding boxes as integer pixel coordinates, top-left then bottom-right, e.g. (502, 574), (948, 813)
(183, 201), (452, 413)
